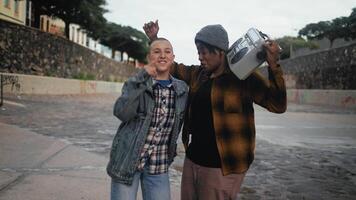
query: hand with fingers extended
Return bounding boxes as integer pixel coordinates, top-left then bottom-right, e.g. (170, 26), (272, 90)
(263, 40), (281, 69)
(143, 20), (159, 41)
(143, 62), (158, 78)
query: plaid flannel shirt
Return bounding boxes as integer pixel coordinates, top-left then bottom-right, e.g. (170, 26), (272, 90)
(171, 62), (287, 175)
(137, 81), (176, 174)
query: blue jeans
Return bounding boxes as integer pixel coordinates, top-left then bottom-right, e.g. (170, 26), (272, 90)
(111, 168), (171, 200)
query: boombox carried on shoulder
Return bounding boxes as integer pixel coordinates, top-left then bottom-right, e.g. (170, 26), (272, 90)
(226, 28), (280, 80)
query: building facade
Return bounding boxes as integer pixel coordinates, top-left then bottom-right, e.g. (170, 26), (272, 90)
(1, 1), (130, 63)
(69, 23), (88, 47)
(0, 0), (26, 25)
(40, 15), (65, 37)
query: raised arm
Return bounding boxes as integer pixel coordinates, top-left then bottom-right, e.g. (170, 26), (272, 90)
(143, 20), (159, 41)
(248, 40), (287, 113)
(143, 20), (201, 85)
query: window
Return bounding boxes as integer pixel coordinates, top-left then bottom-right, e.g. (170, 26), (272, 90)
(4, 0), (11, 8)
(71, 26), (75, 41)
(40, 17), (44, 31)
(46, 20), (49, 32)
(76, 29), (80, 43)
(26, 1), (32, 26)
(14, 0), (19, 15)
(82, 33), (85, 45)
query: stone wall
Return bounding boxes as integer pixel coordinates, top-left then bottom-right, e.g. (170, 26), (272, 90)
(0, 19), (138, 82)
(279, 43), (356, 89)
(2, 19), (355, 89)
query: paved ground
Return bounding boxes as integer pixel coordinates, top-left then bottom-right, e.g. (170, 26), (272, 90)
(1, 93), (356, 199)
(0, 122), (110, 200)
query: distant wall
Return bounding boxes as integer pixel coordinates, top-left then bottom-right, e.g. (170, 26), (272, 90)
(0, 72), (123, 95)
(279, 43), (356, 89)
(0, 19), (138, 82)
(292, 38), (356, 58)
(287, 89), (356, 108)
(2, 72), (355, 108)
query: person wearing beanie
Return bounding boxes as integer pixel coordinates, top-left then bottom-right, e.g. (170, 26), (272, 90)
(144, 21), (286, 200)
(194, 24), (229, 51)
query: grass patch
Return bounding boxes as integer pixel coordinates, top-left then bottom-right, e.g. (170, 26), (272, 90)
(73, 72), (96, 80)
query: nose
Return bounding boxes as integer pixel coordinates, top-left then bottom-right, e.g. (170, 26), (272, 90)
(198, 53), (203, 62)
(159, 52), (166, 58)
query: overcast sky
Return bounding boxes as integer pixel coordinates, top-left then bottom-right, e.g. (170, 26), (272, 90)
(104, 0), (355, 65)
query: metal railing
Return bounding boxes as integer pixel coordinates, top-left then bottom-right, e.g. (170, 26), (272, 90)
(0, 74), (22, 107)
(0, 74), (3, 107)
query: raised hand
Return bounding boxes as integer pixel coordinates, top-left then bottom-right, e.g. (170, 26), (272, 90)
(264, 40), (281, 69)
(144, 62), (158, 78)
(143, 20), (159, 41)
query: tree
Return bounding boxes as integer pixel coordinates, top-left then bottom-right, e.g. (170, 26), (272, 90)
(276, 36), (319, 59)
(28, 1), (148, 62)
(298, 19), (347, 48)
(99, 22), (149, 62)
(298, 7), (355, 48)
(346, 7), (356, 40)
(76, 0), (107, 39)
(30, 0), (107, 39)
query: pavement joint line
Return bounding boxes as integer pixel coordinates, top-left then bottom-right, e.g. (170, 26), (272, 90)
(0, 172), (27, 194)
(0, 144), (71, 194)
(34, 144), (72, 170)
(0, 166), (106, 173)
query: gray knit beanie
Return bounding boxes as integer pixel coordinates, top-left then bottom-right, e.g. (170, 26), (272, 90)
(195, 24), (229, 51)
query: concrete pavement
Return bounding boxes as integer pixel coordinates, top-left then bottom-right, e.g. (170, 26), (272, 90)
(1, 93), (355, 199)
(0, 122), (110, 200)
(0, 122), (180, 200)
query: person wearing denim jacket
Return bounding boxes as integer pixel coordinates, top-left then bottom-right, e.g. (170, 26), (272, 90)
(107, 38), (188, 200)
(144, 21), (286, 200)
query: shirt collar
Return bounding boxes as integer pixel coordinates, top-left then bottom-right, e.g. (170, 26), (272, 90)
(152, 78), (173, 88)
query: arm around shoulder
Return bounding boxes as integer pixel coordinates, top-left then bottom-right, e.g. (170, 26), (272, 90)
(170, 62), (201, 85)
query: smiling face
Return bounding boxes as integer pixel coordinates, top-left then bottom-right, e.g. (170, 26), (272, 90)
(148, 38), (175, 75)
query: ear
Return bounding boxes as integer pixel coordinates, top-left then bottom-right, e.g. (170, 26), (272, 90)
(146, 54), (151, 63)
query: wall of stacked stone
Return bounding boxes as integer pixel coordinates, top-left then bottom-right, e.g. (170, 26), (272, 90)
(278, 43), (356, 89)
(0, 19), (139, 82)
(2, 19), (355, 89)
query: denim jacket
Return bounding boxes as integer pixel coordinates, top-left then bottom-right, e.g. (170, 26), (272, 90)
(107, 69), (189, 185)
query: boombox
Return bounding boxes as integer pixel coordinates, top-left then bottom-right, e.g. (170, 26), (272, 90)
(226, 28), (276, 80)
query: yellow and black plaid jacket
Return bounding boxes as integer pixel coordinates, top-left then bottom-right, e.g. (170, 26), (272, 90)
(171, 62), (287, 175)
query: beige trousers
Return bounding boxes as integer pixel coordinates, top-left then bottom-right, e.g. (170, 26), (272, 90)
(181, 157), (246, 200)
